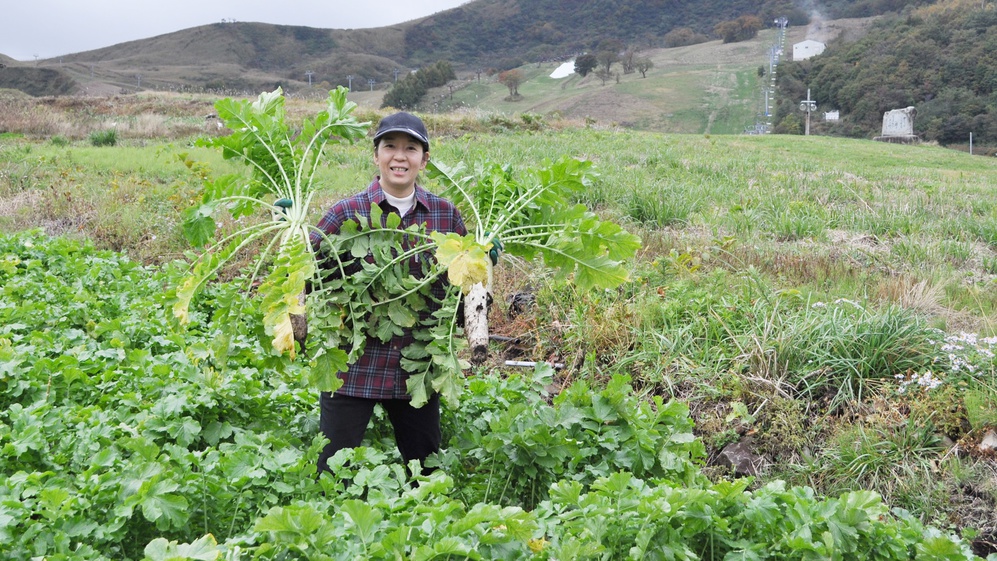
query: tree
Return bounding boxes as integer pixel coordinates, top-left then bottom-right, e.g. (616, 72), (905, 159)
(595, 38), (623, 73)
(574, 53), (597, 77)
(382, 79), (425, 109)
(381, 60), (455, 109)
(636, 57), (653, 78)
(596, 50), (619, 73)
(663, 27), (709, 48)
(714, 15), (763, 43)
(621, 48), (638, 74)
(595, 68), (613, 86)
(498, 69), (524, 98)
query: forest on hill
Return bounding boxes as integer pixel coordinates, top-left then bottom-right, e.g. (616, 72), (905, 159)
(773, 0), (997, 146)
(400, 0), (938, 68)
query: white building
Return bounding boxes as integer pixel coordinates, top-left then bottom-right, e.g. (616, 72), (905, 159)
(824, 110), (839, 121)
(793, 40), (826, 61)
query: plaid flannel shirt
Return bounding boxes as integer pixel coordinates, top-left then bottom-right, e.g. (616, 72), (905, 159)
(310, 178), (467, 400)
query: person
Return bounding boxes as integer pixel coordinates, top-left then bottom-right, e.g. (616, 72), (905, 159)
(310, 112), (466, 476)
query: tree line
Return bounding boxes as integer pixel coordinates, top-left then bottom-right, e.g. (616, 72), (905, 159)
(395, 0), (943, 71)
(381, 61), (456, 110)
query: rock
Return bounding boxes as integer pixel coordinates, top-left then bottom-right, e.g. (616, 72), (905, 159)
(978, 430), (997, 453)
(506, 291), (536, 318)
(716, 438), (765, 476)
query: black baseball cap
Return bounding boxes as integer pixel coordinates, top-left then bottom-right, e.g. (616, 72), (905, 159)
(373, 112), (430, 151)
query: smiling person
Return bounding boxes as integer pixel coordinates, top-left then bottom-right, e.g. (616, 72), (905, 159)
(310, 111), (466, 476)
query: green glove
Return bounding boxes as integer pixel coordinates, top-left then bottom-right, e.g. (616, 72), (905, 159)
(488, 236), (503, 266)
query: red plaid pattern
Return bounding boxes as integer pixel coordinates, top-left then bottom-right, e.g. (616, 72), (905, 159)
(310, 178), (467, 399)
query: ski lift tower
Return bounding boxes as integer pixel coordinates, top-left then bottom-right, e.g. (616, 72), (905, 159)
(800, 88), (817, 135)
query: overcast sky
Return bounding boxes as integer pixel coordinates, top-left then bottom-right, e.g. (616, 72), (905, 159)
(2, 1), (471, 61)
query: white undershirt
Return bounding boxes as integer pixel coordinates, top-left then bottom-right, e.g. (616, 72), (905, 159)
(383, 190), (416, 217)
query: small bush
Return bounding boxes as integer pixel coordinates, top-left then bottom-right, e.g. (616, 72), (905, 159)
(88, 129), (118, 147)
(49, 135), (69, 147)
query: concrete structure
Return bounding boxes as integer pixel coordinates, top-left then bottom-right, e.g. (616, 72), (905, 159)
(793, 40), (826, 61)
(824, 110), (839, 121)
(874, 106), (919, 144)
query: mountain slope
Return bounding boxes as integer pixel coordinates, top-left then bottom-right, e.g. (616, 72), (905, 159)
(773, 0), (997, 146)
(0, 0), (929, 97)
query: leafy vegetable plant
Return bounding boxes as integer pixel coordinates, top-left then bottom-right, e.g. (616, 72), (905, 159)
(428, 158), (642, 363)
(175, 87), (641, 407)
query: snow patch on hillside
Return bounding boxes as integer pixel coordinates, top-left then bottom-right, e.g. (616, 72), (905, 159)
(550, 61), (574, 79)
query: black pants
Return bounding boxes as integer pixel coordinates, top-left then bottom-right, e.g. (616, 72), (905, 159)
(316, 392), (441, 475)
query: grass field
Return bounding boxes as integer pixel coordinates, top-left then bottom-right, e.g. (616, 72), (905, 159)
(3, 88), (997, 556)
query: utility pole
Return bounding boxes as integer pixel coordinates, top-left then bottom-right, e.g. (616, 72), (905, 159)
(393, 68), (401, 82)
(136, 74), (142, 89)
(347, 75), (353, 91)
(799, 88), (816, 136)
(368, 78), (375, 91)
(305, 71), (314, 86)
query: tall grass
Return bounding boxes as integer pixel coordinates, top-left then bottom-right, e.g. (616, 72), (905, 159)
(781, 302), (940, 410)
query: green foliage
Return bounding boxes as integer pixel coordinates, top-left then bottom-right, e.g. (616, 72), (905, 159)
(437, 367), (706, 510)
(0, 229), (983, 561)
(429, 157), (642, 292)
(89, 129), (118, 147)
(175, 86), (367, 361)
(714, 15), (763, 44)
(574, 53), (597, 77)
(0, 231), (321, 560)
(381, 60), (455, 110)
(782, 4), (997, 144)
(782, 302), (940, 409)
(807, 421), (949, 519)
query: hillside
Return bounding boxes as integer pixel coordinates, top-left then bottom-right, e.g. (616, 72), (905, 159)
(0, 18), (876, 138)
(3, 0), (992, 145)
(0, 0), (928, 97)
(773, 0), (997, 147)
(413, 18), (876, 135)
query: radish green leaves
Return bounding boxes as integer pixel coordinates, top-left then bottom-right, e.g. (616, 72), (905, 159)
(176, 89), (640, 405)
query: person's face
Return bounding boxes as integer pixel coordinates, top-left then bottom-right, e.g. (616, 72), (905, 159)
(374, 132), (429, 197)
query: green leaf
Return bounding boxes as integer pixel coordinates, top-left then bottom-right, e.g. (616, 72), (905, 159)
(146, 484), (188, 526)
(181, 205), (217, 248)
(387, 300), (417, 328)
(143, 534), (220, 561)
(309, 349), (348, 392)
(406, 371), (430, 409)
(340, 500), (383, 545)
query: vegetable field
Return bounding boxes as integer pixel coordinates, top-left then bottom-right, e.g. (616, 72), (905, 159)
(3, 91), (997, 559)
(0, 230), (982, 560)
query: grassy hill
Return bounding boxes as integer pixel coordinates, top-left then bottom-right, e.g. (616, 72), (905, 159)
(412, 18), (875, 135)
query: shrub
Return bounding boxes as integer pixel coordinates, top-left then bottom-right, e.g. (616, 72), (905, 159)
(89, 128), (118, 147)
